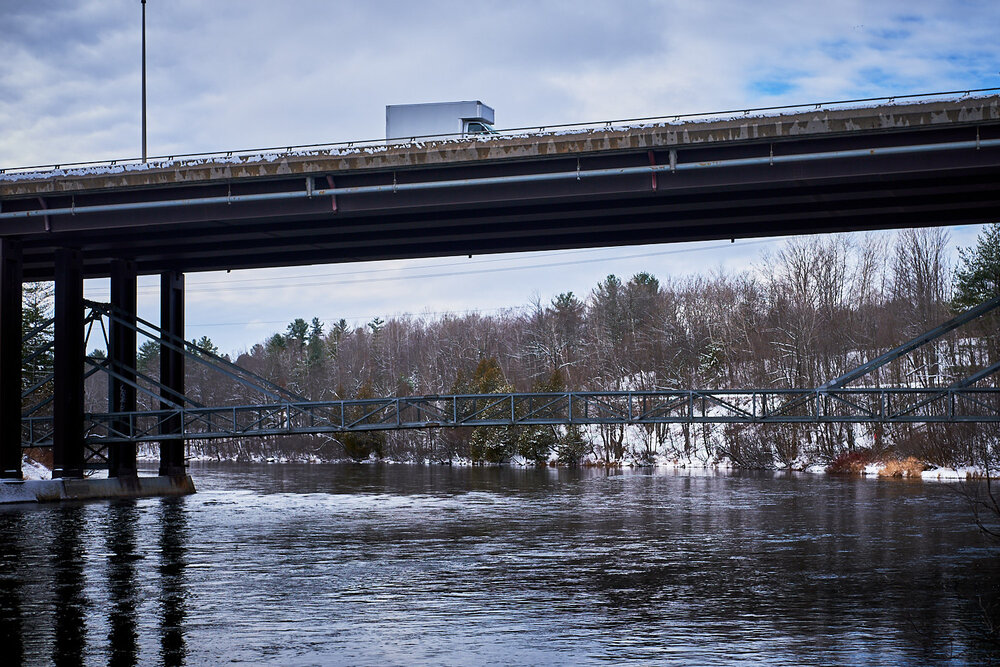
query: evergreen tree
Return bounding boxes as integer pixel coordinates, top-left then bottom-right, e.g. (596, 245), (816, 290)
(326, 318), (348, 359)
(137, 340), (160, 374)
(21, 282), (54, 409)
(548, 292), (584, 384)
(954, 224), (1000, 310)
(194, 335), (219, 356)
(307, 318), (325, 367)
(592, 274), (625, 339)
(953, 224), (1000, 366)
(516, 368), (564, 465)
(339, 381), (386, 460)
(556, 424), (589, 467)
(467, 357), (515, 463)
(265, 332), (286, 352)
(286, 318), (309, 349)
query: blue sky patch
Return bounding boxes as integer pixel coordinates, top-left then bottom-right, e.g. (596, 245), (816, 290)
(750, 80), (797, 96)
(869, 28), (911, 41)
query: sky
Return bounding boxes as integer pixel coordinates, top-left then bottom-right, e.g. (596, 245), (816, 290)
(2, 0), (999, 354)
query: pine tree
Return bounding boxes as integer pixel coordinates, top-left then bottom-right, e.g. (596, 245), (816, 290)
(265, 332), (286, 353)
(194, 335), (219, 356)
(137, 340), (160, 374)
(21, 281), (54, 410)
(467, 357), (515, 463)
(307, 318), (325, 367)
(556, 424), (589, 467)
(339, 381), (386, 460)
(954, 224), (1000, 310)
(516, 368), (564, 465)
(286, 318), (309, 349)
(953, 224), (1000, 367)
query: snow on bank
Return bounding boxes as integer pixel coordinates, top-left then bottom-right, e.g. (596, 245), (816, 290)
(921, 466), (978, 481)
(22, 457), (51, 480)
(10, 450), (989, 486)
(19, 456), (108, 481)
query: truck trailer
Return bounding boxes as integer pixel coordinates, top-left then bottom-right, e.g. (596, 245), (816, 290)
(385, 101), (495, 141)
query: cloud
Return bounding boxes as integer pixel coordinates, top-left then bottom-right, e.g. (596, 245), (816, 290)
(3, 0), (999, 163)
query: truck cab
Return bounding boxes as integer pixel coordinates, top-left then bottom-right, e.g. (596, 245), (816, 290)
(386, 101), (496, 141)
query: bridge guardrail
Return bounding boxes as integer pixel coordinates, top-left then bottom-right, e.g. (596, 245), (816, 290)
(3, 88), (998, 178)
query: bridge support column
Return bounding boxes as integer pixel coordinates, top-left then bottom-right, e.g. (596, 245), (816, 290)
(0, 239), (23, 479)
(109, 259), (137, 479)
(158, 271), (185, 477)
(53, 248), (84, 479)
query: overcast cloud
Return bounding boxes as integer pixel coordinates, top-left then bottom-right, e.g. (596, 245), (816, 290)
(2, 0), (999, 353)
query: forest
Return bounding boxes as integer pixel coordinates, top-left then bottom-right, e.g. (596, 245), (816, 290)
(30, 225), (1000, 469)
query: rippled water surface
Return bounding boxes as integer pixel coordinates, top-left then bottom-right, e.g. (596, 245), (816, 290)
(1, 463), (999, 665)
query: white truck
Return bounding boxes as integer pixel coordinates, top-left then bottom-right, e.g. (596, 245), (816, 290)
(385, 101), (495, 141)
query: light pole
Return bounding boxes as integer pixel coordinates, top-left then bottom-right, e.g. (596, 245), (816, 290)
(141, 0), (147, 163)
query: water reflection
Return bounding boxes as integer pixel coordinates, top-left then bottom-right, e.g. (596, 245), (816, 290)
(160, 498), (188, 666)
(53, 505), (88, 667)
(0, 513), (24, 665)
(0, 464), (997, 665)
(106, 501), (140, 667)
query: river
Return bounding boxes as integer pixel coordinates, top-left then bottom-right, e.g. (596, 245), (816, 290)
(0, 462), (998, 665)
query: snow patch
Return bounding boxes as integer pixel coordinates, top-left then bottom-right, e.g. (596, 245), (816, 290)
(21, 456), (51, 481)
(921, 466), (973, 481)
(862, 463), (882, 476)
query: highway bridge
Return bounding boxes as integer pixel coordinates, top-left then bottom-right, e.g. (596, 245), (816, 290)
(2, 91), (999, 479)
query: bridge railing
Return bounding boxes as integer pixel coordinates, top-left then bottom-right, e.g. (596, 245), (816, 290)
(4, 88), (997, 178)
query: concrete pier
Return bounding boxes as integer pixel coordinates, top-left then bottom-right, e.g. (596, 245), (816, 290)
(0, 475), (195, 504)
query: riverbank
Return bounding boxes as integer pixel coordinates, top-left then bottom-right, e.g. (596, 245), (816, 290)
(126, 450), (983, 482)
(15, 446), (982, 486)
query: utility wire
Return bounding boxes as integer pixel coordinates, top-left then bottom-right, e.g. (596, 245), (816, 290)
(191, 305), (532, 329)
(84, 238), (773, 298)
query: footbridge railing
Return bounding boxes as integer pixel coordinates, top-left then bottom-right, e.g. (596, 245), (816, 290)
(16, 387), (1000, 447)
